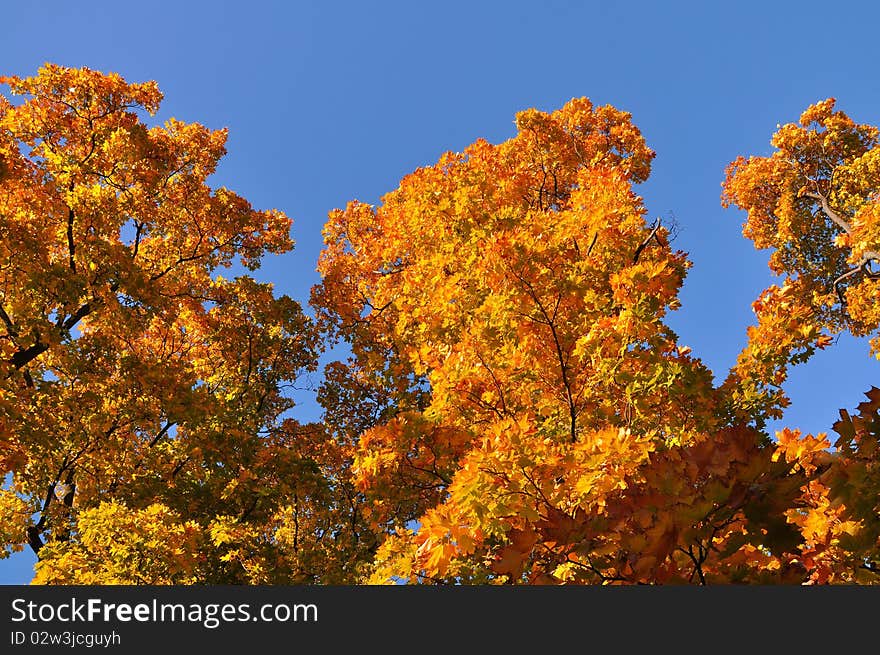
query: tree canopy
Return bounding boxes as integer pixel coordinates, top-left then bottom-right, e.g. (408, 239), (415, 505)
(0, 64), (368, 583)
(1, 65), (877, 584)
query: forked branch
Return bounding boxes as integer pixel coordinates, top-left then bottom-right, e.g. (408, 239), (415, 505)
(633, 217), (662, 263)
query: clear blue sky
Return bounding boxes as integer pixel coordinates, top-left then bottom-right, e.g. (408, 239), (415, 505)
(2, 0), (878, 584)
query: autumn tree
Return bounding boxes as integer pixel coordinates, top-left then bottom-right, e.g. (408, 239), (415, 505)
(723, 99), (880, 583)
(4, 64), (877, 585)
(312, 99), (834, 584)
(0, 65), (371, 583)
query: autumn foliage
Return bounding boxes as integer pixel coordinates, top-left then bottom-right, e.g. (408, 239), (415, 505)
(1, 66), (878, 584)
(0, 65), (367, 583)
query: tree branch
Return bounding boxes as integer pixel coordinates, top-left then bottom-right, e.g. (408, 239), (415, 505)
(832, 257), (880, 307)
(59, 301), (93, 331)
(633, 218), (662, 263)
(0, 304), (18, 337)
(66, 181), (77, 274)
(802, 191), (852, 235)
(8, 340), (49, 371)
(586, 232), (598, 257)
(27, 457), (74, 556)
(833, 265), (863, 306)
(8, 279), (118, 373)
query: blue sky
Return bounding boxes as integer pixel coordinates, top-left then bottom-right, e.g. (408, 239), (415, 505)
(2, 0), (878, 584)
